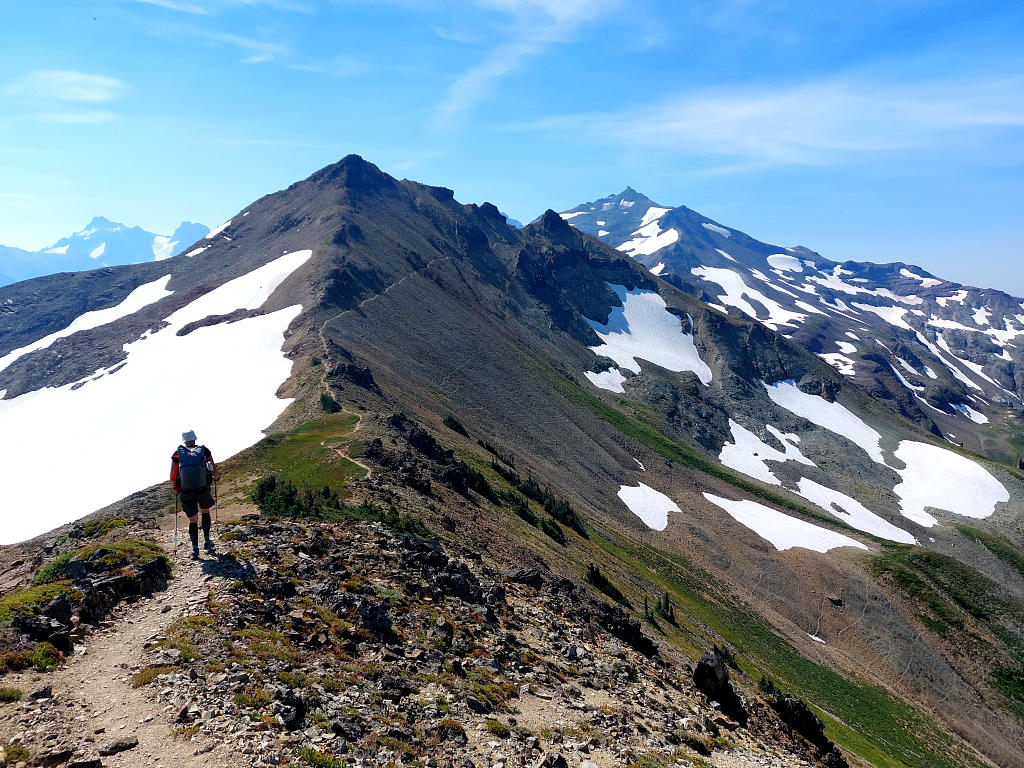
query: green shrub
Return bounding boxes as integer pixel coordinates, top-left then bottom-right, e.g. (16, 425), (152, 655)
(32, 540), (165, 587)
(539, 518), (567, 546)
(0, 581), (80, 623)
(82, 516), (129, 538)
(320, 392), (342, 413)
(252, 475), (344, 519)
(479, 440), (515, 467)
(5, 743), (29, 764)
(29, 642), (62, 670)
(486, 718), (511, 738)
(0, 687), (22, 702)
(585, 564), (631, 607)
(443, 415), (469, 437)
(298, 748), (349, 768)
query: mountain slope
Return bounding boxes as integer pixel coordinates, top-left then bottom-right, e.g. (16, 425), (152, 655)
(560, 190), (1024, 465)
(1, 156), (1023, 768)
(0, 217), (209, 287)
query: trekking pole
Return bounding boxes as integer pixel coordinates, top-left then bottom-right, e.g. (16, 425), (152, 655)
(214, 477), (219, 523)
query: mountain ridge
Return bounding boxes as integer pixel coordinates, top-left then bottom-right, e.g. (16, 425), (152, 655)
(559, 189), (1024, 464)
(0, 217), (210, 287)
(1, 156), (1023, 768)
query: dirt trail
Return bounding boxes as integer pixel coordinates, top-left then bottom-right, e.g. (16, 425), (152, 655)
(1, 526), (233, 768)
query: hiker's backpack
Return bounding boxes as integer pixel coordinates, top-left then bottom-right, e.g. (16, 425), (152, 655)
(177, 445), (208, 491)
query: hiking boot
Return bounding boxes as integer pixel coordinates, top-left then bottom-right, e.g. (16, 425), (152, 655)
(204, 539), (215, 552)
(191, 547), (200, 560)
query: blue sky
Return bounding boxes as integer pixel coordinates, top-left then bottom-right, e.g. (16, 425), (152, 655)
(2, 0), (1022, 291)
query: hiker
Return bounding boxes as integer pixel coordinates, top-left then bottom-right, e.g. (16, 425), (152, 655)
(170, 430), (218, 560)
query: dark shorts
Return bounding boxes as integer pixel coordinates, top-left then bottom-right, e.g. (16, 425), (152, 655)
(180, 487), (215, 516)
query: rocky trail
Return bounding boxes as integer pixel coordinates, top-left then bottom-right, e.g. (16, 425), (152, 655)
(1, 525), (235, 768)
(2, 445), (846, 768)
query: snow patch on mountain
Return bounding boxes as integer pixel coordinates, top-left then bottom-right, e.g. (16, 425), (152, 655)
(951, 402), (989, 424)
(795, 478), (916, 544)
(935, 290), (968, 307)
(719, 420), (814, 485)
(892, 441), (1008, 527)
(900, 268), (942, 288)
(206, 220), (232, 239)
(584, 367), (627, 393)
(767, 254), (803, 272)
(152, 235), (176, 260)
(702, 222), (730, 238)
(704, 493), (868, 553)
(89, 243), (106, 259)
(639, 206), (671, 227)
(852, 303), (912, 330)
(0, 276), (174, 376)
(0, 250), (312, 544)
(618, 220), (679, 257)
(715, 249), (737, 263)
(560, 211), (587, 220)
(650, 263), (665, 276)
(890, 365), (924, 393)
(972, 306), (991, 326)
(763, 380), (885, 464)
(692, 266), (806, 330)
(618, 483), (679, 531)
(583, 285), (712, 385)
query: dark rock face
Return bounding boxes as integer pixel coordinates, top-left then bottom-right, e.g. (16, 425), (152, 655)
(771, 694), (849, 768)
(328, 362), (378, 391)
(693, 651), (747, 726)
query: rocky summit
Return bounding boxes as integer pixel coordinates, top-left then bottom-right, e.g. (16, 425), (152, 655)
(1, 156), (1023, 768)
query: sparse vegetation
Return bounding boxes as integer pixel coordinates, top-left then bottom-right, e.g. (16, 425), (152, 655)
(539, 517), (567, 546)
(4, 743), (30, 764)
(131, 665), (174, 687)
(82, 515), (129, 538)
(586, 563), (631, 607)
(320, 392), (342, 413)
(0, 581), (81, 623)
(443, 414), (469, 437)
(32, 539), (166, 587)
(955, 525), (1024, 579)
(486, 718), (511, 738)
(0, 687), (22, 702)
(298, 748), (349, 768)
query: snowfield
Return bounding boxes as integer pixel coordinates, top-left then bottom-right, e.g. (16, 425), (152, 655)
(718, 420), (814, 485)
(0, 276), (174, 376)
(618, 483), (680, 531)
(583, 285), (712, 387)
(583, 367), (627, 393)
(795, 478), (916, 544)
(762, 380), (885, 464)
(766, 254), (803, 272)
(0, 250), (312, 544)
(704, 493), (867, 553)
(892, 441), (1008, 527)
(701, 222), (730, 237)
(692, 266), (806, 330)
(618, 220), (679, 257)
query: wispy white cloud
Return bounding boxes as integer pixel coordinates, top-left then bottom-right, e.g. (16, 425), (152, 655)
(119, 0), (313, 13)
(515, 74), (1024, 165)
(5, 70), (129, 103)
(125, 0), (211, 13)
(431, 0), (618, 131)
(35, 111), (117, 124)
(209, 31), (287, 63)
